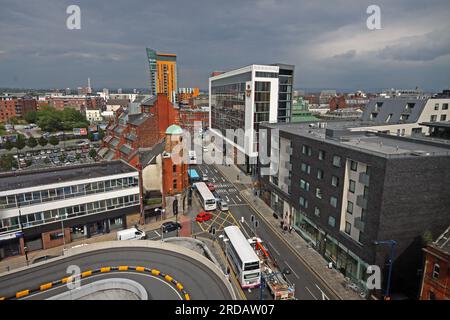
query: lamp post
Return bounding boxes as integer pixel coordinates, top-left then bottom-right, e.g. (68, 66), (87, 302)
(374, 240), (397, 300)
(55, 215), (66, 253)
(155, 208), (165, 240)
(218, 234), (230, 277)
(17, 204), (29, 266)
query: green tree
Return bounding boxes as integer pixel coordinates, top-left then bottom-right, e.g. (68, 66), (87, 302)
(59, 153), (67, 163)
(87, 132), (95, 141)
(98, 128), (105, 140)
(15, 134), (26, 150)
(422, 230), (434, 245)
(38, 137), (48, 147)
(24, 111), (38, 124)
(0, 154), (16, 171)
(88, 149), (97, 160)
(49, 136), (59, 146)
(3, 140), (14, 151)
(27, 136), (37, 149)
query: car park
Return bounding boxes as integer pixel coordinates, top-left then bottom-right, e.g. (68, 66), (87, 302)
(196, 212), (213, 222)
(161, 221), (182, 233)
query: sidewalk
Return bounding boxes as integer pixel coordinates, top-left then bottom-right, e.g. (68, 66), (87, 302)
(215, 163), (253, 191)
(215, 164), (363, 300)
(0, 216), (177, 274)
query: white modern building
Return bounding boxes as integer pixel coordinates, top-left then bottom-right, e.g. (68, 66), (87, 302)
(0, 161), (141, 259)
(209, 64), (282, 173)
(85, 109), (103, 123)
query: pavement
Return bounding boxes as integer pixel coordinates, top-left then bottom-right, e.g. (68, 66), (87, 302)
(213, 162), (363, 300)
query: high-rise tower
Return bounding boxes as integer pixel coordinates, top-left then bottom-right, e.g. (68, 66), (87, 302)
(146, 48), (178, 104)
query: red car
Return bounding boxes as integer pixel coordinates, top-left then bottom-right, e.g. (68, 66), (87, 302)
(206, 183), (215, 192)
(196, 212), (213, 222)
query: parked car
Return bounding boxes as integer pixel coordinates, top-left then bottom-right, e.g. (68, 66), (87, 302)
(196, 212), (213, 222)
(161, 221), (182, 233)
(202, 174), (208, 182)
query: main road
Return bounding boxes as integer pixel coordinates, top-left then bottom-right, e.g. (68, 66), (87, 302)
(0, 241), (234, 300)
(194, 161), (335, 300)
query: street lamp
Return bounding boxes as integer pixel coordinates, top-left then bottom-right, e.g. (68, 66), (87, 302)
(374, 240), (397, 300)
(17, 204), (29, 266)
(55, 214), (66, 253)
(155, 208), (165, 240)
(218, 234), (230, 277)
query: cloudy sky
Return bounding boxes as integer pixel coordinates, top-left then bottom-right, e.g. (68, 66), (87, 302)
(0, 0), (449, 91)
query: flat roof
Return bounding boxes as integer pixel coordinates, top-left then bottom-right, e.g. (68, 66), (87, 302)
(263, 121), (450, 158)
(0, 160), (137, 192)
(433, 225), (450, 255)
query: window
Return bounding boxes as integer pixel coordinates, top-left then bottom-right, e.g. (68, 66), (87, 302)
(358, 232), (363, 243)
(332, 155), (341, 167)
(434, 103), (439, 110)
(428, 291), (436, 300)
(315, 188), (322, 199)
(314, 207), (320, 217)
(350, 160), (358, 171)
(440, 114), (447, 121)
(328, 216), (336, 227)
(300, 179), (310, 191)
(173, 165), (177, 173)
(330, 196), (338, 208)
(443, 103), (449, 110)
(299, 196), (308, 208)
(317, 169), (324, 180)
(318, 150), (325, 160)
(331, 176), (339, 187)
(430, 115), (437, 122)
(345, 222), (352, 235)
(301, 163), (311, 174)
(349, 180), (356, 193)
(432, 263), (440, 279)
(347, 201), (354, 214)
(302, 145), (311, 156)
(173, 179), (177, 189)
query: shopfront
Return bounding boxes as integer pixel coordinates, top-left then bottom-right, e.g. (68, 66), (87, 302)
(0, 232), (22, 260)
(293, 208), (369, 286)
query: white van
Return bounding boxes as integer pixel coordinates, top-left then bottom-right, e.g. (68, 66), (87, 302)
(117, 227), (146, 241)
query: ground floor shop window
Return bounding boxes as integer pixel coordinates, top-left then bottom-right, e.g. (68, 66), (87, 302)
(0, 238), (21, 259)
(71, 225), (86, 240)
(109, 217), (124, 230)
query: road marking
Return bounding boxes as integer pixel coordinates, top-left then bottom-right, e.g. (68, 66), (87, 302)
(268, 243), (280, 256)
(154, 230), (160, 237)
(284, 261), (300, 279)
(235, 196), (242, 202)
(225, 195), (230, 202)
(305, 286), (318, 300)
(315, 284), (330, 300)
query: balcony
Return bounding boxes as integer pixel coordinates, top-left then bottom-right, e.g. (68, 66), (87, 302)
(358, 172), (370, 186)
(356, 195), (368, 209)
(354, 217), (365, 232)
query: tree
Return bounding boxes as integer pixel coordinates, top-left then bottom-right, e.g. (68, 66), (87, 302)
(87, 132), (95, 141)
(98, 128), (105, 140)
(0, 154), (15, 171)
(89, 149), (97, 160)
(38, 137), (48, 147)
(24, 111), (38, 124)
(15, 134), (26, 150)
(49, 136), (59, 146)
(59, 153), (67, 163)
(27, 136), (37, 149)
(4, 140), (14, 151)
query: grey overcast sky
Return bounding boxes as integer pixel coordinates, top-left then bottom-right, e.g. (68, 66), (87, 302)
(0, 0), (449, 91)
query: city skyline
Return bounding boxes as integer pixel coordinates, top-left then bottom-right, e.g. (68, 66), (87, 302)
(0, 0), (449, 91)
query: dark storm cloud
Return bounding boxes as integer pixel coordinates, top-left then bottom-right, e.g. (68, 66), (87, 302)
(0, 0), (449, 91)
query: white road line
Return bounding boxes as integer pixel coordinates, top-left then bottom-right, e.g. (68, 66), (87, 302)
(154, 230), (160, 237)
(225, 195), (230, 202)
(315, 284), (330, 300)
(305, 286), (318, 300)
(268, 243), (280, 256)
(229, 197), (236, 205)
(235, 196), (242, 202)
(284, 261), (300, 279)
(238, 221), (251, 239)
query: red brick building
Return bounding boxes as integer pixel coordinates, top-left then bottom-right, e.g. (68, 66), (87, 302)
(140, 94), (179, 139)
(420, 226), (450, 300)
(179, 107), (209, 134)
(0, 96), (17, 122)
(329, 95), (347, 111)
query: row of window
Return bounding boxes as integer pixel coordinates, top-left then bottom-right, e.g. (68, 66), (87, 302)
(434, 103), (449, 110)
(0, 194), (140, 232)
(0, 177), (139, 209)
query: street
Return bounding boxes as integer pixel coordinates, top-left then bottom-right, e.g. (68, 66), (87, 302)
(192, 161), (334, 300)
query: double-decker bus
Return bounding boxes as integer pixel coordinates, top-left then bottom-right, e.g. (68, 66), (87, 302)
(188, 168), (201, 184)
(223, 226), (261, 288)
(193, 182), (216, 211)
